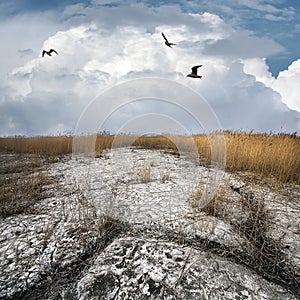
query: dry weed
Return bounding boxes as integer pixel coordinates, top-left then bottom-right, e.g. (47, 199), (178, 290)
(1, 131), (298, 184)
(0, 155), (56, 218)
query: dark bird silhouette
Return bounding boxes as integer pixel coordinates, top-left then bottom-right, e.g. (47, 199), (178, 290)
(42, 49), (58, 57)
(161, 32), (176, 48)
(187, 65), (202, 78)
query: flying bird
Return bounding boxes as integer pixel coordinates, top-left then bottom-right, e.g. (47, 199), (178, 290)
(42, 49), (58, 57)
(161, 32), (176, 48)
(186, 65), (202, 78)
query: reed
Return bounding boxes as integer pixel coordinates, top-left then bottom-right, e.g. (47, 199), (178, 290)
(0, 131), (299, 184)
(222, 131), (300, 183)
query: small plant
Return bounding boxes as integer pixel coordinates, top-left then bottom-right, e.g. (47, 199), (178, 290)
(136, 160), (151, 183)
(161, 172), (171, 183)
(188, 187), (203, 210)
(201, 192), (227, 218)
(188, 184), (228, 217)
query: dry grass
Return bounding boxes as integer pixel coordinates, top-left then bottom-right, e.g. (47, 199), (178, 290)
(188, 185), (228, 218)
(0, 155), (57, 217)
(0, 131), (299, 184)
(138, 160), (152, 183)
(222, 131), (300, 184)
(0, 132), (298, 296)
(134, 132), (300, 184)
(190, 183), (300, 294)
(0, 136), (73, 156)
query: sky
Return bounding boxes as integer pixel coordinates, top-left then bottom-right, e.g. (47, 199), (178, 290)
(0, 0), (300, 136)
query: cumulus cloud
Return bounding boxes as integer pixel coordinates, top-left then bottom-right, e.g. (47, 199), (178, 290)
(243, 58), (300, 112)
(202, 30), (284, 59)
(0, 90), (77, 135)
(0, 2), (299, 136)
(0, 11), (62, 81)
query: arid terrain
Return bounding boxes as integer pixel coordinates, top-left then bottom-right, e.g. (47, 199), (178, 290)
(0, 133), (299, 299)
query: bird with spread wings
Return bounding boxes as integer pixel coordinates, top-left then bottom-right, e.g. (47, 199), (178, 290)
(42, 49), (58, 57)
(161, 32), (176, 48)
(186, 65), (202, 78)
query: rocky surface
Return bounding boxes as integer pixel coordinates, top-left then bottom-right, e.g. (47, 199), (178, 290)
(75, 237), (295, 300)
(0, 148), (299, 299)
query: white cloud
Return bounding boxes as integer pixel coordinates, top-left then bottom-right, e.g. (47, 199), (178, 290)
(242, 58), (274, 85)
(265, 14), (287, 21)
(203, 30), (284, 59)
(0, 11), (62, 81)
(237, 0), (295, 20)
(63, 3), (86, 15)
(194, 0), (296, 27)
(0, 2), (299, 136)
(243, 58), (300, 112)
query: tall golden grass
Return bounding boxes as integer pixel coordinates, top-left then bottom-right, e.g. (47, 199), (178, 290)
(0, 136), (73, 156)
(0, 131), (299, 184)
(221, 131), (299, 183)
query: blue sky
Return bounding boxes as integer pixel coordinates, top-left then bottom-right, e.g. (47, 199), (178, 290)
(0, 0), (299, 135)
(1, 0), (299, 75)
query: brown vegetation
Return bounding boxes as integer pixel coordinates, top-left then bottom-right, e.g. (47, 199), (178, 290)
(221, 131), (300, 184)
(0, 132), (298, 296)
(0, 131), (299, 184)
(0, 155), (57, 217)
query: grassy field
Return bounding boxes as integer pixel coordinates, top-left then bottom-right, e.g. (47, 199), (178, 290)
(0, 131), (299, 184)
